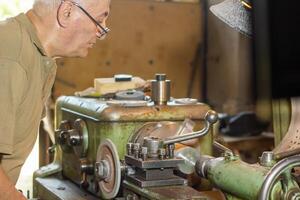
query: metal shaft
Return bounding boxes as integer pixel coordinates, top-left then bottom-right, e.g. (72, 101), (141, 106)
(151, 74), (171, 105)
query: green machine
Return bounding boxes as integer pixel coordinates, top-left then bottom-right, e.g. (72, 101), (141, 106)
(33, 74), (300, 200)
(33, 74), (224, 199)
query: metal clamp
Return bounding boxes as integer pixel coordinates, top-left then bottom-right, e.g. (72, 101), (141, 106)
(163, 110), (218, 145)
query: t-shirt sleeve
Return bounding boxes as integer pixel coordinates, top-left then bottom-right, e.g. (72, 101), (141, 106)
(0, 59), (27, 155)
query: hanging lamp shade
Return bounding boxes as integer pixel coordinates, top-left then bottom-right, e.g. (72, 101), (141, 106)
(210, 0), (252, 36)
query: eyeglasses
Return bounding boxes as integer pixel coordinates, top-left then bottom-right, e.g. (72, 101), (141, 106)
(58, 0), (110, 39)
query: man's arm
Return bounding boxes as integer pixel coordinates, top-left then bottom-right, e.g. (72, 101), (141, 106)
(0, 155), (26, 200)
(0, 60), (27, 200)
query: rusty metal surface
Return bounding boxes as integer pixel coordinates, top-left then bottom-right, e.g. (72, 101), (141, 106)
(123, 180), (226, 200)
(148, 186), (226, 200)
(97, 142), (116, 195)
(96, 139), (121, 199)
(58, 96), (210, 122)
(35, 177), (98, 200)
(129, 121), (181, 143)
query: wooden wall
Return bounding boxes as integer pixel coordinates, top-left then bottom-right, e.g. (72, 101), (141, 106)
(53, 0), (256, 115)
(53, 0), (202, 100)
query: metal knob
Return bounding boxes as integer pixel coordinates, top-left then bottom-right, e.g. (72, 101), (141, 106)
(205, 110), (218, 124)
(57, 130), (68, 145)
(68, 130), (82, 146)
(259, 151), (275, 167)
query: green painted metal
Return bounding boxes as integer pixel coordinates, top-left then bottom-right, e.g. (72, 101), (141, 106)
(281, 171), (300, 200)
(34, 95), (214, 198)
(206, 157), (269, 200)
(205, 153), (295, 200)
(57, 96), (213, 185)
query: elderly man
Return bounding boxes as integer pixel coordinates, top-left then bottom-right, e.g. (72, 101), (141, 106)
(0, 0), (110, 199)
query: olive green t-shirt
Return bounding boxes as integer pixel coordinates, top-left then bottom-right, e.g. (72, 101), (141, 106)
(0, 13), (57, 184)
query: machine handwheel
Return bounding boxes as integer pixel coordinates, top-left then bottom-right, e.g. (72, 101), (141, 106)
(259, 154), (300, 200)
(96, 139), (121, 199)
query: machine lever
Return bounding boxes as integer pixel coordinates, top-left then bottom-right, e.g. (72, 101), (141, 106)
(163, 110), (218, 145)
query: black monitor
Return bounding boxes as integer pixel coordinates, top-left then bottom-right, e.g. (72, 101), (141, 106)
(252, 0), (300, 99)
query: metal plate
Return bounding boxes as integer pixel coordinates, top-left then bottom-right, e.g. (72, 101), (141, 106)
(96, 139), (121, 199)
(174, 98), (198, 105)
(125, 155), (184, 169)
(115, 90), (145, 100)
(129, 121), (181, 144)
(129, 120), (198, 146)
(274, 98), (300, 159)
(106, 99), (148, 107)
(126, 174), (186, 188)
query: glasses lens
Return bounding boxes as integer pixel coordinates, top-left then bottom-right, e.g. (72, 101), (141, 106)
(97, 26), (110, 39)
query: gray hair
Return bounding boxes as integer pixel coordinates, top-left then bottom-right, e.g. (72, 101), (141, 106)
(32, 0), (84, 16)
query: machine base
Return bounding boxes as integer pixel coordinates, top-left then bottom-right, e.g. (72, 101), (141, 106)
(123, 180), (226, 200)
(34, 177), (98, 200)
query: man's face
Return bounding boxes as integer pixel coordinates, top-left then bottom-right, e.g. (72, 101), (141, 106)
(60, 0), (110, 58)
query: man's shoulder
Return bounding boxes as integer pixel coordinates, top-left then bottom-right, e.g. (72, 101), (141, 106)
(0, 15), (36, 66)
(0, 17), (23, 61)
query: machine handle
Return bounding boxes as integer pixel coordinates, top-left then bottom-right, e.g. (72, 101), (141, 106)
(163, 110), (218, 145)
(259, 154), (300, 200)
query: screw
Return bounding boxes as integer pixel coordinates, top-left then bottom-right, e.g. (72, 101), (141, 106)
(141, 147), (148, 161)
(127, 143), (133, 156)
(168, 144), (175, 158)
(133, 143), (141, 159)
(159, 148), (166, 160)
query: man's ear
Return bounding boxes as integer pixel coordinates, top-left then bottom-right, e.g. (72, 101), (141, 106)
(57, 1), (74, 28)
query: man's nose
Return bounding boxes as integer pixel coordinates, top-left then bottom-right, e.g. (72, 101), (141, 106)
(101, 21), (107, 29)
(96, 22), (107, 39)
